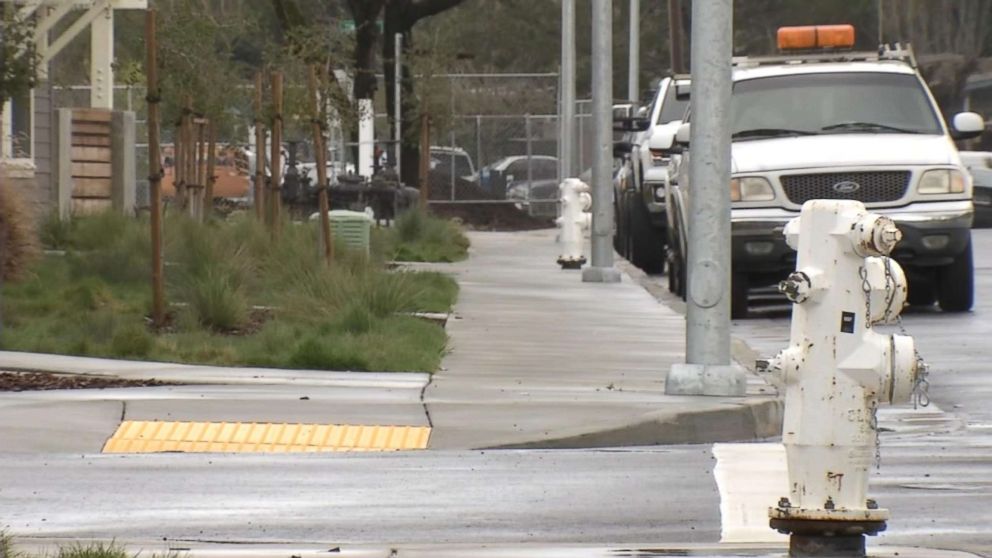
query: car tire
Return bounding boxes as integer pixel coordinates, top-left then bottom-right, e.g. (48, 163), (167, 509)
(613, 194), (625, 256)
(731, 272), (750, 320)
(906, 276), (936, 307)
(667, 195), (687, 299)
(630, 196), (666, 274)
(937, 239), (974, 312)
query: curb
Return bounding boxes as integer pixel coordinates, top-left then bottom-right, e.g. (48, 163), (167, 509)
(609, 256), (785, 445)
(491, 398), (783, 449)
(0, 351), (430, 389)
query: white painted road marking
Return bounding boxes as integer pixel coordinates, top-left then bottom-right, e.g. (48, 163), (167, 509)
(712, 442), (789, 544)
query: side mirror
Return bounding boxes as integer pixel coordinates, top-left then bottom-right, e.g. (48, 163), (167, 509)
(952, 112), (985, 140)
(613, 141), (634, 158)
(613, 103), (636, 121)
(675, 122), (691, 147)
(613, 103), (650, 132)
(649, 124), (678, 151)
(674, 79), (691, 100)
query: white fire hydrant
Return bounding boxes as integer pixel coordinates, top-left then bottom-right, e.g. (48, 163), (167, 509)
(761, 200), (919, 557)
(556, 178), (592, 269)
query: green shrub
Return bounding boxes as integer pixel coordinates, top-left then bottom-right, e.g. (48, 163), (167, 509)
(110, 324), (154, 358)
(39, 212), (73, 249)
(169, 216), (252, 331)
(289, 337), (370, 371)
(385, 209), (469, 263)
(181, 268), (248, 331)
(66, 215), (150, 285)
(55, 541), (130, 558)
(336, 302), (376, 334)
(395, 208), (426, 243)
(69, 212), (134, 251)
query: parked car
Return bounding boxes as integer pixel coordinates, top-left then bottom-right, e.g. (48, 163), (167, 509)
(667, 28), (983, 318)
(430, 146), (476, 181)
(959, 151), (992, 227)
(477, 155), (558, 198)
(613, 76), (690, 273)
(506, 177), (558, 217)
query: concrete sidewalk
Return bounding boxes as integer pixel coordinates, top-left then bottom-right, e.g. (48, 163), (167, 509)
(0, 229), (781, 452)
(424, 229), (781, 449)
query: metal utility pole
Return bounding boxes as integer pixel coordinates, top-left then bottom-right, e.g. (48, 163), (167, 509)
(560, 0), (576, 179)
(394, 33), (403, 181)
(668, 0), (686, 74)
(582, 0), (621, 284)
(665, 0), (745, 396)
(628, 0), (640, 103)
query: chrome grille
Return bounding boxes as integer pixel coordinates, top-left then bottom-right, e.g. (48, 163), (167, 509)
(780, 171), (911, 205)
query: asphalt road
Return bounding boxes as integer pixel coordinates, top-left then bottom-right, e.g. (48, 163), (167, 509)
(1, 232), (991, 556)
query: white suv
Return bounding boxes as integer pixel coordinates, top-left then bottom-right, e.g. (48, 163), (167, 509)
(667, 42), (984, 318)
(613, 76), (689, 273)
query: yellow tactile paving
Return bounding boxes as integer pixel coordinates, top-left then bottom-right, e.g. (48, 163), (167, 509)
(102, 421), (431, 453)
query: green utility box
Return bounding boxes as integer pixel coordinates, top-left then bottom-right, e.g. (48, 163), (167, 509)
(327, 209), (373, 255)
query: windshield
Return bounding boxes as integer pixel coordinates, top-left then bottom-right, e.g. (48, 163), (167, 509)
(656, 84), (689, 125)
(730, 72), (943, 139)
(432, 152), (474, 177)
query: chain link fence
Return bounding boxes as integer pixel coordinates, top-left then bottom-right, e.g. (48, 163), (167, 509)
(49, 74), (583, 214)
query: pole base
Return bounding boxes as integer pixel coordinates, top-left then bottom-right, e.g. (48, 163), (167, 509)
(770, 518), (887, 558)
(581, 266), (622, 283)
(665, 363), (747, 396)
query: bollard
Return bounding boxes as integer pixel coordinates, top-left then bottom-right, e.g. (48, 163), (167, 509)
(760, 200), (919, 557)
(556, 178), (592, 269)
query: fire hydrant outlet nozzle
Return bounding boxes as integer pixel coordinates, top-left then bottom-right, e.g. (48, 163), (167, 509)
(764, 200), (917, 557)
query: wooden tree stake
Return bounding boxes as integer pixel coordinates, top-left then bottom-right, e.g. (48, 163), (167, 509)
(205, 119), (217, 219)
(418, 112), (430, 209)
(308, 65), (334, 264)
(253, 72), (266, 221)
(145, 9), (166, 327)
(270, 72), (284, 235)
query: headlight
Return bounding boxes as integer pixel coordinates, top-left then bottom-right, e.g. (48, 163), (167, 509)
(730, 177), (775, 202)
(918, 169), (966, 195)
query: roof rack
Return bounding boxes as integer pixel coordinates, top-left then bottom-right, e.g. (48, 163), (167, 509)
(732, 42), (917, 69)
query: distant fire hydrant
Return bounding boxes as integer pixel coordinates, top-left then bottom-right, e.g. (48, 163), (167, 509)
(556, 178), (592, 269)
(760, 200), (919, 557)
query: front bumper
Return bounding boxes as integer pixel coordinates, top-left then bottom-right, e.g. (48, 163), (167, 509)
(731, 201), (973, 279)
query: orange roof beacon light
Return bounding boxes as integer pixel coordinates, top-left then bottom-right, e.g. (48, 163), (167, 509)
(777, 24), (855, 51)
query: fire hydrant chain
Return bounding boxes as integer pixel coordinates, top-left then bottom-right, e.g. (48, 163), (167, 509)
(858, 265), (872, 329)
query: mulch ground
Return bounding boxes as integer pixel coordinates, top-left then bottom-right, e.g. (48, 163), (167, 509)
(430, 203), (554, 231)
(0, 371), (176, 392)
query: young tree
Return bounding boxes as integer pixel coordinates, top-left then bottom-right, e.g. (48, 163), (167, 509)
(0, 8), (39, 159)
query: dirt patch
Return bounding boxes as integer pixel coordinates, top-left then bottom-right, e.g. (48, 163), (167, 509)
(220, 307), (272, 336)
(430, 203), (554, 231)
(0, 371), (177, 392)
(150, 307), (272, 336)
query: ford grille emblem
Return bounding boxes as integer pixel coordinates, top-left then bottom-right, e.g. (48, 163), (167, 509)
(833, 180), (861, 194)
